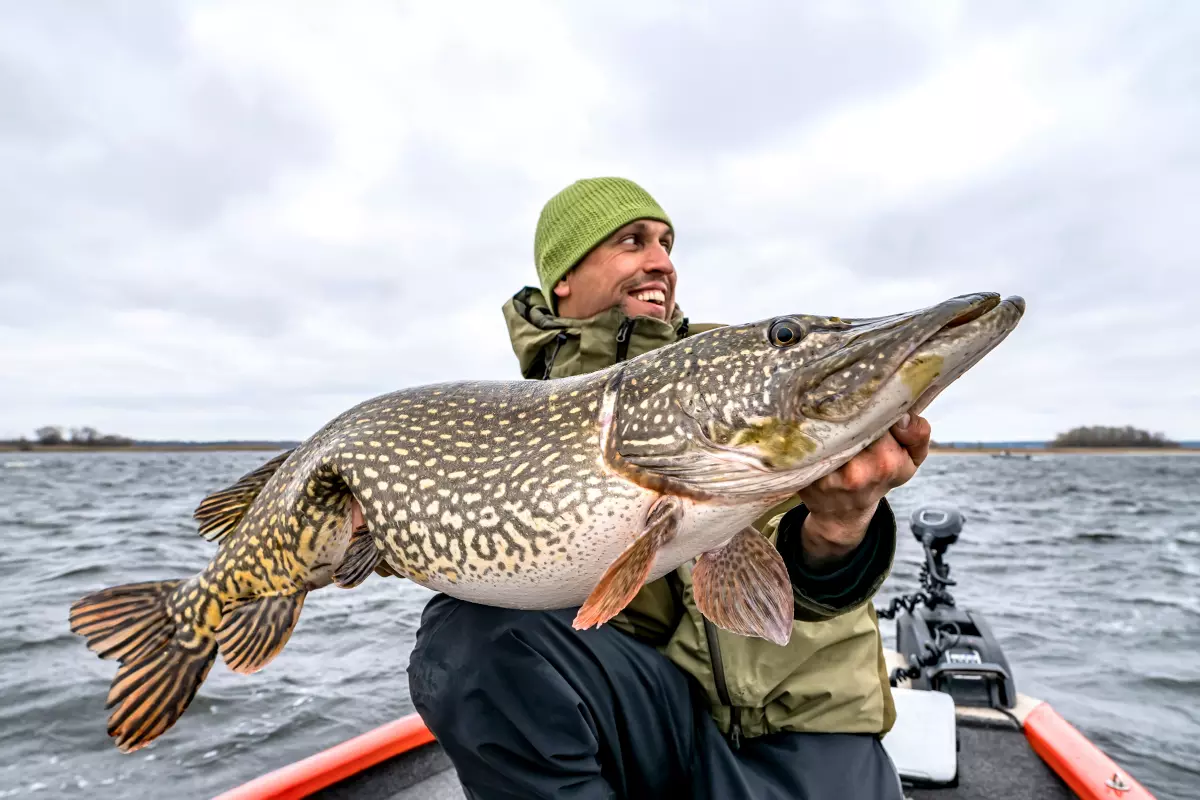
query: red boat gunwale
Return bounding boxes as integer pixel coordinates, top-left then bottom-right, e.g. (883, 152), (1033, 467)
(215, 700), (1157, 799)
(1024, 702), (1155, 800)
(212, 713), (434, 800)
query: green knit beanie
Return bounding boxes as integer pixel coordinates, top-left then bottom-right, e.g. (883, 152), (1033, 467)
(534, 177), (673, 304)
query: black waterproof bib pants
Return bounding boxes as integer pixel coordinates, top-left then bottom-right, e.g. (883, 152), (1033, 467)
(408, 593), (904, 800)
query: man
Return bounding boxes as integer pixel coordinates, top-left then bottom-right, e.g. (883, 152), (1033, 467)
(407, 177), (932, 799)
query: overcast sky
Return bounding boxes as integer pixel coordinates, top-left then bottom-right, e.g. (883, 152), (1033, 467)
(2, 1), (1197, 443)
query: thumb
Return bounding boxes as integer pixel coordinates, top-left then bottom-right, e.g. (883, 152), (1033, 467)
(891, 413), (931, 464)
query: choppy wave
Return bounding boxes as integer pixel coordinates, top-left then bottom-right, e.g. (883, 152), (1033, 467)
(1, 450), (1198, 799)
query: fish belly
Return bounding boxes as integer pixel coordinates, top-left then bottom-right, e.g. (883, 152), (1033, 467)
(386, 492), (774, 610)
(383, 486), (650, 608)
(648, 500), (773, 581)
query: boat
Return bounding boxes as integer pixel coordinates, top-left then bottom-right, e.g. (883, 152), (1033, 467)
(215, 506), (1156, 800)
(990, 449), (1034, 460)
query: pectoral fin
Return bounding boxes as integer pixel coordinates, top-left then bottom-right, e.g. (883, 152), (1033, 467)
(334, 525), (382, 589)
(573, 496), (683, 631)
(693, 527), (793, 646)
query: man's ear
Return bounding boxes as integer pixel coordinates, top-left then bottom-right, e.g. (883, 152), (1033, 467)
(553, 278), (571, 300)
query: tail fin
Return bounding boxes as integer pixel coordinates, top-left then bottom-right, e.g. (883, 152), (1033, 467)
(70, 580), (218, 753)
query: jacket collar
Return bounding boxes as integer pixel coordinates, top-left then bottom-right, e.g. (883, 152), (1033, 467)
(501, 286), (689, 379)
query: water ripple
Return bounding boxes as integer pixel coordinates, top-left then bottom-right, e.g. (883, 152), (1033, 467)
(1, 450), (1197, 799)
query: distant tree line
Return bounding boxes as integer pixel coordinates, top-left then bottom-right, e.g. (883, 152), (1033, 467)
(1051, 425), (1180, 448)
(9, 426), (136, 450)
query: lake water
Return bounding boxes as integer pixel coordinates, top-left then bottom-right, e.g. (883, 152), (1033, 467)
(1, 451), (1196, 799)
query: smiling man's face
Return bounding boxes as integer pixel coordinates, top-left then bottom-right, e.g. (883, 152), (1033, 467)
(552, 219), (677, 322)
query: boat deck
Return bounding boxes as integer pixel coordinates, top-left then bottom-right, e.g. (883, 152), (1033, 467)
(908, 716), (1073, 800)
(308, 715), (1073, 800)
(311, 737), (459, 800)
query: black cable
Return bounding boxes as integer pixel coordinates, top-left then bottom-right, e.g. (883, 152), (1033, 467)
(887, 640), (951, 687)
(994, 707), (1024, 730)
(875, 591), (928, 620)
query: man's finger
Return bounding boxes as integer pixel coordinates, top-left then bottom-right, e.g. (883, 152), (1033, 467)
(812, 420), (927, 495)
(833, 433), (898, 492)
(892, 413), (931, 468)
(874, 433), (917, 488)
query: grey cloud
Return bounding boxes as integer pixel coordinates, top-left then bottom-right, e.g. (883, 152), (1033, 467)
(0, 0), (328, 320)
(2, 1), (324, 228)
(641, 3), (1200, 319)
(372, 137), (541, 229)
(569, 3), (934, 155)
(823, 115), (1199, 302)
(2, 2), (1198, 442)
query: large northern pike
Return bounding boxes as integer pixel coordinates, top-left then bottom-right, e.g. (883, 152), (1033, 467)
(70, 291), (1024, 752)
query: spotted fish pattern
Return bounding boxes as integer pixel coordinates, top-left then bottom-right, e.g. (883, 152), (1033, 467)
(316, 377), (648, 592)
(69, 291), (1025, 753)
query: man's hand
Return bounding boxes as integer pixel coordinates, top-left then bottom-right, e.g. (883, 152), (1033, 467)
(797, 413), (932, 569)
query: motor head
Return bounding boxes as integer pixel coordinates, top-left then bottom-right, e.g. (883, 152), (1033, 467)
(910, 506), (964, 555)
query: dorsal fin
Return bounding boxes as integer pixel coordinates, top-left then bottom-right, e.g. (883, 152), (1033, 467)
(193, 449), (295, 542)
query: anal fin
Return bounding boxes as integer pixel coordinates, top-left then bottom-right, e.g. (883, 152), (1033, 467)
(215, 593), (306, 674)
(693, 526), (793, 646)
(334, 525), (382, 589)
(573, 496), (683, 631)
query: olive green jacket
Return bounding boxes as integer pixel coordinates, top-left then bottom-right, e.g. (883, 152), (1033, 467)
(502, 287), (898, 741)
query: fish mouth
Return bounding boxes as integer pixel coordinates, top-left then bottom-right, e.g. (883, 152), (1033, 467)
(938, 293), (1003, 330)
(906, 294), (1025, 415)
(799, 293), (1026, 422)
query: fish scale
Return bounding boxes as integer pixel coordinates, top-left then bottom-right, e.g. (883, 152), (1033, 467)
(69, 291), (1025, 753)
(319, 377), (647, 593)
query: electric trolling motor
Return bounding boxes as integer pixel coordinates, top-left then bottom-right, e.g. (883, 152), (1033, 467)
(877, 507), (1018, 710)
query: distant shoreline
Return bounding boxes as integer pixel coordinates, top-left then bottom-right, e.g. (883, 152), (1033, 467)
(929, 446), (1200, 456)
(0, 443), (295, 453)
(2, 442), (1197, 455)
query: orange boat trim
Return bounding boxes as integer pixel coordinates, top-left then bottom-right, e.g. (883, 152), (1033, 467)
(212, 712), (434, 800)
(215, 701), (1158, 799)
(1024, 702), (1156, 800)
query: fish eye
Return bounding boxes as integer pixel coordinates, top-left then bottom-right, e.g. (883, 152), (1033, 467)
(769, 319), (803, 347)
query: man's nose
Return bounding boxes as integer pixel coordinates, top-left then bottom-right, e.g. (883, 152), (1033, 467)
(643, 241), (675, 276)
